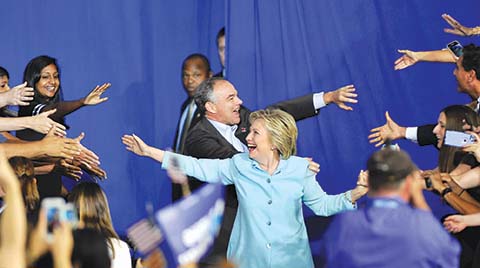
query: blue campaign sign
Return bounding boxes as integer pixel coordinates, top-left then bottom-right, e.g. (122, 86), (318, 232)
(156, 183), (225, 266)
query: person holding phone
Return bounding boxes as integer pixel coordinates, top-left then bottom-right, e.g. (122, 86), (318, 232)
(371, 44), (480, 149)
(123, 109), (368, 268)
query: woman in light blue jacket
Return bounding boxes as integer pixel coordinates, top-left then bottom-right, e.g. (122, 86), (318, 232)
(123, 109), (368, 268)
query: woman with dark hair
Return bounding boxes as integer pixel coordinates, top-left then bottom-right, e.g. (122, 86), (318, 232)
(435, 105), (480, 174)
(17, 55), (110, 198)
(0, 66), (9, 91)
(17, 55), (110, 141)
(424, 105), (480, 211)
(424, 105), (480, 268)
(68, 182), (131, 268)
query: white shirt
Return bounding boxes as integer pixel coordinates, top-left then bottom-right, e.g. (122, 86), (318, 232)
(405, 97), (480, 142)
(109, 238), (132, 268)
(208, 119), (248, 152)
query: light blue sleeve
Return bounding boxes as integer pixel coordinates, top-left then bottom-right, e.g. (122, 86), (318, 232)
(302, 170), (356, 216)
(162, 151), (235, 185)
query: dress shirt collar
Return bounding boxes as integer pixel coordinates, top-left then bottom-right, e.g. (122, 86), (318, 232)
(365, 196), (407, 209)
(208, 119), (238, 136)
(207, 119), (247, 152)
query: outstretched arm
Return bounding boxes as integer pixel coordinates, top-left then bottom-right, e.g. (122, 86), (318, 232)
(268, 84), (358, 121)
(444, 213), (480, 233)
(0, 109), (66, 136)
(122, 134), (234, 185)
(322, 84), (358, 111)
(122, 134), (165, 162)
(37, 82), (111, 121)
(2, 127), (81, 159)
(394, 49), (455, 70)
(0, 82), (34, 108)
(368, 111), (407, 147)
(442, 14), (480, 37)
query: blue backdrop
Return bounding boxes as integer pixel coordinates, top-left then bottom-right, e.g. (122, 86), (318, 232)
(1, 0), (479, 251)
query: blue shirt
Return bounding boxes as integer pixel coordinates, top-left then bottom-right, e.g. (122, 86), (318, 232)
(320, 197), (460, 268)
(163, 152), (355, 268)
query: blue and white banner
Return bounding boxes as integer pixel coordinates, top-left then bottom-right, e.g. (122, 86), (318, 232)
(156, 183), (225, 267)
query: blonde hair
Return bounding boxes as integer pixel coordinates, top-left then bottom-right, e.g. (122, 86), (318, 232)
(249, 109), (297, 159)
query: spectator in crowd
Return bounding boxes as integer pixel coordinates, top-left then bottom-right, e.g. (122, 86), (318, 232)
(320, 147), (460, 268)
(68, 182), (132, 268)
(17, 55), (109, 198)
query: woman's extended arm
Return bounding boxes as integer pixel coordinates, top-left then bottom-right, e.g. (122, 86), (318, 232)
(0, 109), (65, 135)
(36, 83), (111, 121)
(122, 134), (234, 185)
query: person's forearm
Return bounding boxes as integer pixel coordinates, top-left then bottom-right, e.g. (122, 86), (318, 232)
(144, 145), (165, 163)
(452, 167), (480, 189)
(414, 50), (456, 63)
(41, 99), (85, 122)
(0, 94), (10, 109)
(463, 213), (480, 227)
(448, 181), (480, 209)
(444, 191), (480, 214)
(0, 175), (26, 266)
(350, 187), (367, 203)
(0, 116), (37, 132)
(34, 164), (56, 175)
(2, 140), (53, 159)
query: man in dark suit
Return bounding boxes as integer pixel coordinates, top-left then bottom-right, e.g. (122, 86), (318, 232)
(369, 44), (480, 147)
(171, 54), (212, 201)
(185, 77), (358, 265)
(213, 27), (225, 78)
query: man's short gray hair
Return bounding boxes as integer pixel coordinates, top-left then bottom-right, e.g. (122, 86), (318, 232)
(194, 77), (223, 115)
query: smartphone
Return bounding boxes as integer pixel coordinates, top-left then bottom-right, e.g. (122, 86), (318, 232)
(444, 130), (475, 147)
(447, 40), (463, 59)
(42, 197), (65, 241)
(63, 203), (79, 229)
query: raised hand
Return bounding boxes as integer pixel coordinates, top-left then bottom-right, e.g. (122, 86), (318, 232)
(83, 82), (111, 105)
(356, 170), (369, 189)
(1, 82), (34, 106)
(442, 14), (479, 37)
(31, 109), (66, 136)
(463, 132), (480, 162)
(368, 111), (406, 147)
(323, 84), (358, 111)
(394, 50), (419, 70)
(27, 209), (49, 266)
(122, 134), (151, 157)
